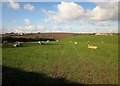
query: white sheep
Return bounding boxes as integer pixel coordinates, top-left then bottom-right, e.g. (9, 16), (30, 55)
(75, 41), (77, 45)
(13, 43), (18, 47)
(3, 41), (7, 44)
(38, 41), (45, 45)
(88, 44), (97, 49)
(87, 41), (90, 44)
(13, 41), (24, 47)
(46, 40), (49, 43)
(56, 40), (59, 42)
(102, 41), (104, 44)
(18, 42), (23, 46)
(41, 41), (45, 45)
(38, 41), (41, 44)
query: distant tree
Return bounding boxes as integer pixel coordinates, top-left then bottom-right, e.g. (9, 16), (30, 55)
(9, 32), (14, 34)
(37, 32), (41, 34)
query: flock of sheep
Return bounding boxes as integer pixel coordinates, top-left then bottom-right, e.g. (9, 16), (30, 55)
(3, 39), (100, 49)
(11, 39), (59, 47)
(38, 39), (98, 50)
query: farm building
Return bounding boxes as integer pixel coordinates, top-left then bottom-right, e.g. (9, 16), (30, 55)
(95, 33), (113, 36)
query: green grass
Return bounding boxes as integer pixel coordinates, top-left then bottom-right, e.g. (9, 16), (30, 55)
(2, 35), (118, 84)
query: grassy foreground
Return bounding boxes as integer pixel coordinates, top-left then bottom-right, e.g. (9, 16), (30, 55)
(2, 35), (118, 85)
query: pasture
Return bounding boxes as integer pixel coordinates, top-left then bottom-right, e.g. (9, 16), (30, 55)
(2, 35), (118, 85)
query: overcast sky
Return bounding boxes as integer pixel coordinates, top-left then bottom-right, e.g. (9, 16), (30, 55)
(2, 1), (118, 33)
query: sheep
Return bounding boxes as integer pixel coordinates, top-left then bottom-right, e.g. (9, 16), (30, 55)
(38, 41), (41, 44)
(3, 41), (7, 44)
(75, 41), (77, 45)
(38, 41), (45, 45)
(18, 42), (23, 46)
(13, 41), (24, 47)
(56, 40), (59, 42)
(44, 40), (49, 43)
(13, 43), (18, 47)
(102, 41), (104, 44)
(46, 40), (49, 43)
(39, 41), (45, 45)
(87, 41), (90, 44)
(41, 41), (45, 45)
(88, 44), (97, 49)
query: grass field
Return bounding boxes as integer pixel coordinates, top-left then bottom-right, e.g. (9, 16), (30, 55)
(2, 35), (118, 85)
